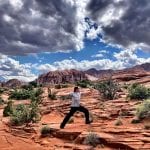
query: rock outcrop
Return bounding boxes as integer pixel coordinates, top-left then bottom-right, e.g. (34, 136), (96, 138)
(86, 63), (150, 83)
(36, 69), (88, 85)
(2, 79), (22, 88)
(85, 68), (114, 78)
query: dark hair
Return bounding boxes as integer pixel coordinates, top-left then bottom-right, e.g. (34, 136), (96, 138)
(74, 86), (79, 92)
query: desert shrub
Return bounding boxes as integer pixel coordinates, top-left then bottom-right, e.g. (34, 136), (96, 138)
(84, 132), (100, 147)
(29, 81), (38, 88)
(9, 88), (43, 102)
(131, 118), (140, 124)
(95, 79), (119, 100)
(10, 102), (40, 126)
(9, 89), (31, 100)
(127, 83), (150, 100)
(55, 84), (61, 89)
(40, 126), (52, 137)
(136, 99), (150, 120)
(48, 92), (57, 100)
(10, 104), (30, 125)
(21, 84), (33, 90)
(30, 94), (42, 104)
(0, 97), (4, 105)
(76, 80), (92, 88)
(48, 88), (57, 100)
(30, 88), (43, 104)
(34, 88), (43, 97)
(61, 84), (69, 88)
(0, 88), (5, 94)
(3, 101), (13, 117)
(21, 81), (38, 90)
(29, 102), (41, 123)
(114, 118), (123, 126)
(55, 84), (69, 89)
(122, 83), (130, 89)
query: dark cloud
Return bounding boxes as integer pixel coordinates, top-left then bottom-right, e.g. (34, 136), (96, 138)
(87, 0), (150, 51)
(0, 0), (150, 55)
(0, 0), (84, 55)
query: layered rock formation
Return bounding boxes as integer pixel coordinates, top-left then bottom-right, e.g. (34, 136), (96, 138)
(85, 63), (150, 79)
(36, 69), (88, 85)
(85, 68), (114, 78)
(2, 79), (22, 88)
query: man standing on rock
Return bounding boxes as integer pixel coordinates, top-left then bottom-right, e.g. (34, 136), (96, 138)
(60, 86), (92, 129)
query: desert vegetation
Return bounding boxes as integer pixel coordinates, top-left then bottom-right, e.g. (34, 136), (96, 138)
(0, 96), (4, 105)
(10, 102), (40, 126)
(3, 101), (13, 117)
(95, 78), (119, 100)
(127, 83), (150, 100)
(0, 67), (150, 149)
(55, 84), (69, 89)
(84, 132), (100, 147)
(9, 87), (43, 101)
(0, 88), (6, 94)
(40, 125), (53, 137)
(48, 88), (57, 100)
(76, 80), (92, 88)
(135, 99), (150, 120)
(3, 86), (43, 126)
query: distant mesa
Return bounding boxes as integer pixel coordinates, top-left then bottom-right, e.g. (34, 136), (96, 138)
(1, 79), (23, 88)
(0, 63), (150, 86)
(36, 69), (88, 85)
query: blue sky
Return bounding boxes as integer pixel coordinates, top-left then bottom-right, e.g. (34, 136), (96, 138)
(11, 38), (150, 74)
(12, 38), (150, 65)
(13, 39), (120, 63)
(0, 0), (150, 82)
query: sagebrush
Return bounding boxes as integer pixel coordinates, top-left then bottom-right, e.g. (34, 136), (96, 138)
(95, 78), (119, 100)
(127, 83), (150, 100)
(136, 99), (150, 120)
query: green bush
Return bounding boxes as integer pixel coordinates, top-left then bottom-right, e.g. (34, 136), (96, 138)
(95, 79), (119, 100)
(21, 84), (33, 90)
(9, 88), (43, 101)
(29, 102), (41, 123)
(0, 97), (4, 105)
(10, 102), (40, 126)
(30, 94), (41, 104)
(122, 83), (130, 89)
(29, 81), (38, 88)
(114, 118), (123, 126)
(55, 84), (69, 89)
(61, 84), (69, 88)
(136, 99), (150, 120)
(34, 88), (43, 97)
(9, 89), (31, 100)
(76, 80), (92, 88)
(48, 93), (57, 100)
(10, 104), (30, 125)
(84, 132), (100, 147)
(127, 84), (150, 100)
(40, 126), (52, 137)
(48, 88), (57, 100)
(3, 101), (13, 117)
(55, 84), (61, 89)
(0, 88), (5, 94)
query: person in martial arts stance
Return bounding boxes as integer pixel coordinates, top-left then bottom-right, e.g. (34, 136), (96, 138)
(60, 87), (92, 129)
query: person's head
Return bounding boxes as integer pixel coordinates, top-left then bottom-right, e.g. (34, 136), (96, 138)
(74, 86), (80, 92)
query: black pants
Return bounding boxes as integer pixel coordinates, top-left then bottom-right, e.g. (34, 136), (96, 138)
(60, 105), (90, 128)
